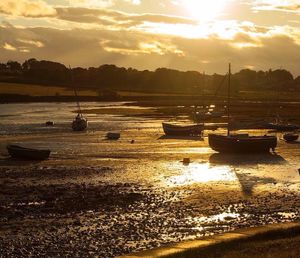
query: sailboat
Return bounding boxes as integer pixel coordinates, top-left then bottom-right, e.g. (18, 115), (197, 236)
(208, 64), (277, 153)
(70, 67), (88, 131)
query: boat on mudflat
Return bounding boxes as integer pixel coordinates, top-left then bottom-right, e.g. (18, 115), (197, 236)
(283, 133), (299, 142)
(162, 122), (204, 136)
(72, 114), (88, 131)
(7, 145), (51, 160)
(208, 134), (277, 153)
(266, 123), (300, 131)
(208, 64), (277, 153)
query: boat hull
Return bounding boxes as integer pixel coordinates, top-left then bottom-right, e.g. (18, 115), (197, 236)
(7, 145), (51, 160)
(208, 134), (277, 153)
(162, 122), (203, 136)
(283, 133), (298, 142)
(266, 123), (299, 131)
(72, 118), (88, 131)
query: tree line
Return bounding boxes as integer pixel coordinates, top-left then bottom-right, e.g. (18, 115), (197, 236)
(1, 58), (300, 95)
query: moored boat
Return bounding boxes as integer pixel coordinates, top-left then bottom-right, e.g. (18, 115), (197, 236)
(208, 134), (277, 153)
(106, 132), (120, 140)
(7, 145), (51, 160)
(70, 66), (88, 132)
(162, 122), (204, 136)
(72, 114), (88, 131)
(283, 132), (298, 142)
(208, 64), (277, 153)
(266, 123), (299, 132)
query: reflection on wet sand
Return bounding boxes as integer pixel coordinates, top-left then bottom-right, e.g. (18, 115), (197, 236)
(165, 162), (236, 186)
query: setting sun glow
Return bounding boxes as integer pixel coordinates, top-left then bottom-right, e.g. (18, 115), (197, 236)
(183, 0), (227, 21)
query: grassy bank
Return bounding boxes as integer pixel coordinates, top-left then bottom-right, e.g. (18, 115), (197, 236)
(165, 225), (300, 258)
(123, 223), (300, 258)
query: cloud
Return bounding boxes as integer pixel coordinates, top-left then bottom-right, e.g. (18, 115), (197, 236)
(54, 7), (196, 29)
(3, 42), (17, 51)
(253, 0), (300, 13)
(17, 39), (44, 48)
(1, 23), (300, 76)
(67, 0), (114, 8)
(123, 0), (141, 5)
(0, 0), (56, 17)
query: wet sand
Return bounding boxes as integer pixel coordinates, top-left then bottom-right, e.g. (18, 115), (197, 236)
(0, 102), (299, 257)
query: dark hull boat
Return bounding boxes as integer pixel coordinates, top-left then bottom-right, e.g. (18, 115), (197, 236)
(266, 123), (299, 131)
(106, 132), (120, 140)
(7, 145), (51, 160)
(283, 133), (298, 142)
(208, 134), (277, 153)
(72, 115), (88, 131)
(208, 64), (277, 154)
(162, 122), (203, 136)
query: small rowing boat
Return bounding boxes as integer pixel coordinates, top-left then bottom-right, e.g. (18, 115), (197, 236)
(7, 145), (51, 160)
(162, 122), (203, 136)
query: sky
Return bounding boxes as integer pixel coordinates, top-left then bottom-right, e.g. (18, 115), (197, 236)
(0, 0), (300, 76)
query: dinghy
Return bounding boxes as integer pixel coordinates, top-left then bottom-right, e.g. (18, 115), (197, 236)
(283, 133), (298, 142)
(162, 122), (204, 136)
(7, 145), (51, 160)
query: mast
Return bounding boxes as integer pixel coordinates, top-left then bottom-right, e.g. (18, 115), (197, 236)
(69, 65), (82, 115)
(227, 63), (231, 136)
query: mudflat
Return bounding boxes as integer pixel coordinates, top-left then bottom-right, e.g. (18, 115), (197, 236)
(0, 102), (299, 257)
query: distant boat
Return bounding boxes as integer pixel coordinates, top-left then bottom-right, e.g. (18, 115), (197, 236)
(162, 122), (204, 136)
(7, 144), (50, 160)
(208, 64), (277, 153)
(266, 122), (299, 132)
(72, 113), (88, 131)
(283, 132), (298, 142)
(106, 132), (120, 140)
(45, 121), (54, 126)
(70, 66), (88, 131)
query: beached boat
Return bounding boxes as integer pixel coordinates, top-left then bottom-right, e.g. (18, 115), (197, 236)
(208, 64), (277, 153)
(106, 132), (120, 140)
(7, 144), (51, 160)
(162, 122), (204, 136)
(70, 67), (88, 131)
(72, 113), (88, 131)
(283, 132), (298, 142)
(208, 134), (277, 153)
(266, 122), (299, 131)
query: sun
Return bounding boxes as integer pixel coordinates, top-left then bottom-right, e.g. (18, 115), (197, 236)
(183, 0), (227, 21)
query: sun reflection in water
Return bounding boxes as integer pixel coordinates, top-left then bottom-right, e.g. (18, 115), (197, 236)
(166, 163), (236, 186)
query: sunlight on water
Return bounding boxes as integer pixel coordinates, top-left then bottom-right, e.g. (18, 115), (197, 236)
(166, 163), (236, 186)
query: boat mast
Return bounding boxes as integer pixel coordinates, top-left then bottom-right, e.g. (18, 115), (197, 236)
(69, 66), (82, 115)
(227, 63), (231, 136)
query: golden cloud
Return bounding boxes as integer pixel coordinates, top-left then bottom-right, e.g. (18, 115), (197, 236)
(0, 0), (56, 17)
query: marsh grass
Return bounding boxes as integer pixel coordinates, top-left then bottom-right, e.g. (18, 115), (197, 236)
(164, 227), (300, 258)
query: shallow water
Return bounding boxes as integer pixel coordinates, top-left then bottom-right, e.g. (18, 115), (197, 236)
(0, 102), (299, 257)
